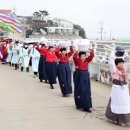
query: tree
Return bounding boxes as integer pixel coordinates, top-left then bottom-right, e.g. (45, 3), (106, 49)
(39, 10), (49, 20)
(32, 10), (53, 32)
(33, 12), (40, 20)
(33, 10), (49, 21)
(74, 24), (86, 38)
(26, 29), (33, 38)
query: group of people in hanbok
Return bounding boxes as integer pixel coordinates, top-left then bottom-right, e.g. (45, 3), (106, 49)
(0, 37), (130, 127)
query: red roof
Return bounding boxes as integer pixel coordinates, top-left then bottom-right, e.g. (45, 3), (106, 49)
(0, 10), (12, 14)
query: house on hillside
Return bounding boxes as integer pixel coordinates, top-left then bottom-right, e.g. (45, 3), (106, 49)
(44, 18), (79, 36)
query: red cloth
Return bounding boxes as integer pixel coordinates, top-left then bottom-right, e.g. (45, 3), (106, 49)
(36, 46), (46, 56)
(42, 48), (57, 62)
(73, 50), (94, 70)
(1, 45), (7, 58)
(55, 47), (74, 62)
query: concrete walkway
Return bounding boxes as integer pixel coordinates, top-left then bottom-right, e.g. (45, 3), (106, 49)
(0, 64), (129, 130)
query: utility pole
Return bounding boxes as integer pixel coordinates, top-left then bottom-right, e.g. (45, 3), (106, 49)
(99, 22), (104, 41)
(13, 5), (16, 14)
(110, 28), (112, 41)
(13, 0), (16, 15)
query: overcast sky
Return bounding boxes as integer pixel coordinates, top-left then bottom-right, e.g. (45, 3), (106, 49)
(0, 0), (130, 39)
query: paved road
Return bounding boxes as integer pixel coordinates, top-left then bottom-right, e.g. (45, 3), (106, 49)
(0, 64), (129, 130)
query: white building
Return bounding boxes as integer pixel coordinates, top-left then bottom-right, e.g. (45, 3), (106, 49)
(45, 18), (79, 35)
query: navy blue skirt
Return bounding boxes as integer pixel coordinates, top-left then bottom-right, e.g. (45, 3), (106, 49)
(73, 69), (92, 109)
(1, 57), (6, 63)
(38, 55), (48, 81)
(58, 62), (72, 95)
(46, 62), (57, 84)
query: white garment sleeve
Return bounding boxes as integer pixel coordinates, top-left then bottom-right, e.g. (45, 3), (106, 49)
(109, 52), (116, 73)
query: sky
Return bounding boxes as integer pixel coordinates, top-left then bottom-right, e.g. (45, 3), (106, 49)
(0, 0), (130, 39)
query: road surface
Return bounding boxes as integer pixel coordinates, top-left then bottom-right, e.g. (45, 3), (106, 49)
(0, 63), (129, 130)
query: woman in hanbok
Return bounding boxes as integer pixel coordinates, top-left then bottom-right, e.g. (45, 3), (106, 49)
(38, 43), (48, 83)
(105, 58), (130, 126)
(73, 50), (94, 112)
(42, 45), (58, 89)
(56, 47), (74, 97)
(1, 43), (7, 64)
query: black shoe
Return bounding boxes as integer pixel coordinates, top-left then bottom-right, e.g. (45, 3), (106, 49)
(76, 106), (80, 109)
(9, 62), (11, 66)
(34, 72), (38, 76)
(26, 67), (29, 72)
(14, 67), (17, 70)
(14, 65), (17, 70)
(50, 84), (54, 89)
(63, 94), (66, 97)
(63, 94), (69, 97)
(21, 67), (23, 72)
(40, 79), (43, 82)
(84, 108), (92, 113)
(45, 80), (48, 84)
(17, 65), (19, 69)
